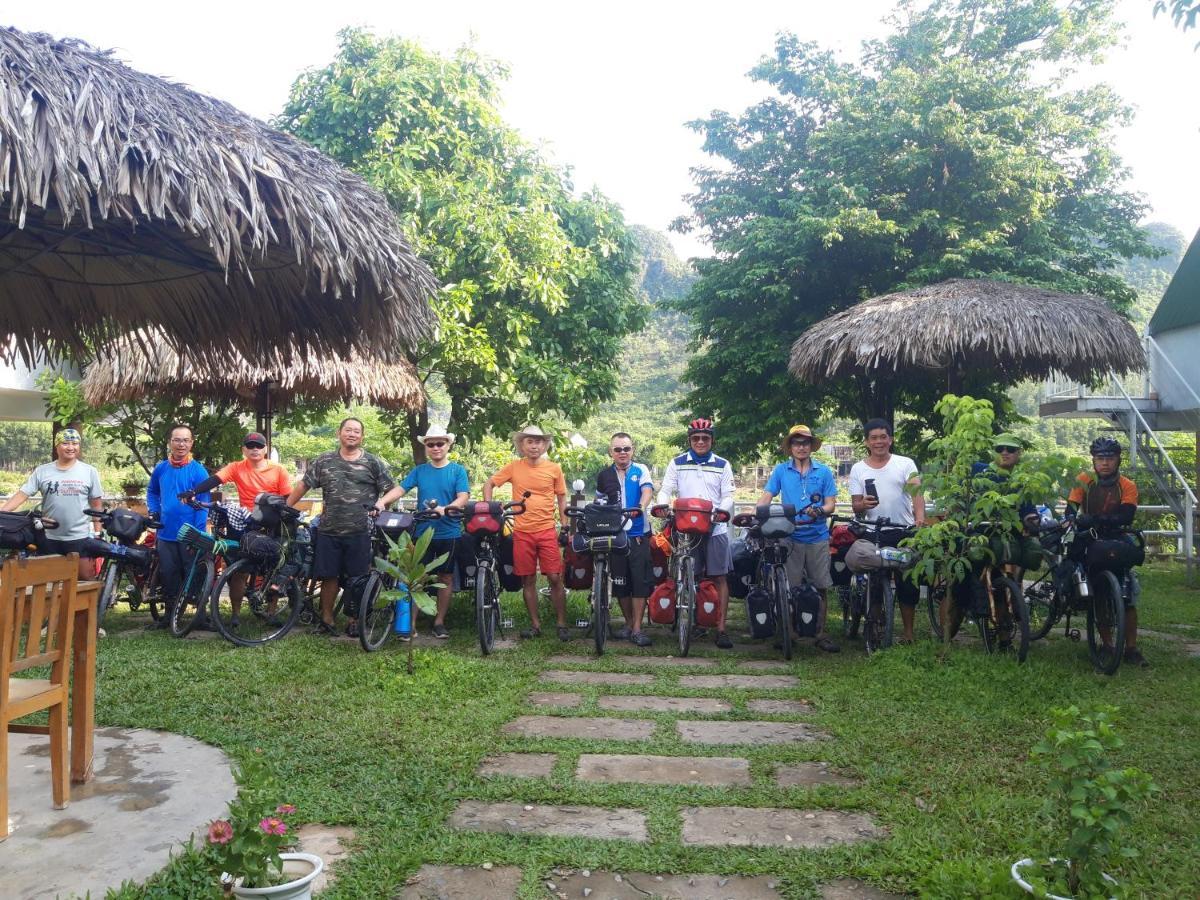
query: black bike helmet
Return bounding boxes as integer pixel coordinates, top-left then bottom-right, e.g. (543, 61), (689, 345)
(687, 417), (715, 437)
(1089, 436), (1121, 457)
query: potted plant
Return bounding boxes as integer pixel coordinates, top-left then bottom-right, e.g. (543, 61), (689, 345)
(372, 526), (448, 673)
(1013, 705), (1158, 899)
(120, 472), (149, 500)
(204, 755), (323, 898)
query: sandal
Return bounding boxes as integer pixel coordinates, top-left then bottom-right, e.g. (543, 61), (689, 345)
(814, 637), (841, 653)
(345, 620), (360, 638)
(519, 626), (542, 639)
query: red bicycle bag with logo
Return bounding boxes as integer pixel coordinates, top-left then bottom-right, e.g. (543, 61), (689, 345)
(563, 541), (594, 590)
(648, 579), (676, 624)
(673, 498), (714, 535)
(695, 579), (720, 627)
(465, 501), (504, 536)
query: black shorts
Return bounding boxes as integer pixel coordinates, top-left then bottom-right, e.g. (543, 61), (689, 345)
(611, 535), (653, 599)
(425, 537), (470, 576)
(313, 530), (372, 581)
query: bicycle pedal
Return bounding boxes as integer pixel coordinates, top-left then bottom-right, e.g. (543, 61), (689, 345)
(575, 618), (590, 629)
(501, 617), (515, 629)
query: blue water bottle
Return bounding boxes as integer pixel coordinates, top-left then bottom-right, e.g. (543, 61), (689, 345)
(393, 583), (413, 636)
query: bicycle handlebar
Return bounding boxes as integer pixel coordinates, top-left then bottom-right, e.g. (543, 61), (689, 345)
(85, 507), (162, 530)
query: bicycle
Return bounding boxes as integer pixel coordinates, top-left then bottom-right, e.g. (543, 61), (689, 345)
(359, 503), (442, 652)
(649, 498), (731, 658)
(832, 515), (915, 654)
(168, 500), (245, 638)
(0, 508), (59, 557)
(830, 522), (867, 641)
(445, 492), (529, 655)
(207, 494), (307, 647)
(566, 498), (642, 656)
(85, 506), (162, 625)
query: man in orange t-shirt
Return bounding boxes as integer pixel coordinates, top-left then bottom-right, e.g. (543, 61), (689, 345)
(484, 425), (568, 641)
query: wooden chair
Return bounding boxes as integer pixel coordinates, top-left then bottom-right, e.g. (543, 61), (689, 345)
(0, 554), (79, 841)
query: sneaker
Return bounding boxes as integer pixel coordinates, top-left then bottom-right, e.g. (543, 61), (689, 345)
(144, 620), (168, 631)
(519, 626), (542, 639)
(557, 625), (572, 642)
(715, 631), (733, 650)
(313, 620), (337, 636)
(1124, 647), (1150, 668)
(345, 620), (360, 638)
(613, 625), (632, 641)
(629, 631), (653, 647)
(432, 623), (450, 639)
(229, 617), (241, 631)
(814, 637), (841, 653)
(97, 627), (107, 638)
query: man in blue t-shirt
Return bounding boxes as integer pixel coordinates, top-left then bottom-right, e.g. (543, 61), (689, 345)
(758, 424), (840, 653)
(595, 432), (655, 647)
(394, 425), (470, 639)
(146, 424), (211, 628)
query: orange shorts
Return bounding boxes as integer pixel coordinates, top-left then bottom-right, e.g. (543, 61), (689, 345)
(512, 528), (562, 577)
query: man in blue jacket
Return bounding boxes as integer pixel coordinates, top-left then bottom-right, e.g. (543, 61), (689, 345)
(146, 425), (211, 627)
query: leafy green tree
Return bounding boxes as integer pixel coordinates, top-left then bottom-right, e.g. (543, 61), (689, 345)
(1153, 0), (1200, 42)
(674, 0), (1156, 460)
(278, 30), (645, 462)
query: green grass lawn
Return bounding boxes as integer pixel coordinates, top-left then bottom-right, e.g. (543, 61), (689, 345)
(93, 564), (1200, 899)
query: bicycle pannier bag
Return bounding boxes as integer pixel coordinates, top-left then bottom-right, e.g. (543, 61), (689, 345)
(790, 583), (821, 637)
(341, 574), (374, 618)
(1086, 538), (1144, 571)
(744, 586), (775, 639)
(465, 501), (504, 536)
(650, 533), (670, 585)
(755, 503), (796, 539)
(497, 533), (522, 591)
(582, 502), (625, 536)
(695, 579), (720, 627)
(0, 512), (40, 551)
(648, 579), (676, 624)
(240, 531), (282, 565)
(845, 539), (885, 573)
(107, 507), (147, 543)
(376, 511), (414, 538)
(672, 498), (714, 535)
(729, 539), (758, 600)
(563, 540), (594, 590)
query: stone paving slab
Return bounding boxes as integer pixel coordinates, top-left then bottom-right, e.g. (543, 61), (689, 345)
(681, 806), (883, 848)
(504, 715), (656, 741)
(775, 762), (860, 787)
(399, 863), (522, 899)
(677, 720), (827, 745)
(680, 674), (800, 690)
(598, 695), (732, 714)
(747, 699), (812, 715)
(547, 870), (784, 898)
(738, 659), (792, 671)
(295, 823), (355, 895)
(576, 754), (751, 786)
(546, 654), (718, 668)
(820, 877), (904, 898)
(448, 800), (648, 841)
(528, 691), (584, 708)
(478, 752), (558, 778)
(541, 670), (656, 686)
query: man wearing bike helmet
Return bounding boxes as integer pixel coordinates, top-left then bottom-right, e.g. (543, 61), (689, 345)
(656, 417), (736, 649)
(1067, 436), (1145, 667)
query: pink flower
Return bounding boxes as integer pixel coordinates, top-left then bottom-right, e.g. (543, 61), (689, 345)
(276, 804), (296, 815)
(259, 817), (288, 836)
(208, 820), (234, 845)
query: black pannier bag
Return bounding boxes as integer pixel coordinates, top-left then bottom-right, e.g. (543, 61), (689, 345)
(0, 511), (41, 551)
(107, 507), (148, 543)
(1086, 538), (1145, 571)
(790, 583), (821, 637)
(729, 539), (759, 600)
(582, 502), (625, 536)
(745, 586), (775, 639)
(497, 533), (523, 591)
(240, 531), (282, 565)
(376, 511), (414, 539)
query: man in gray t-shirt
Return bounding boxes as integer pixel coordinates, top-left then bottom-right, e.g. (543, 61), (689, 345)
(1, 428), (104, 580)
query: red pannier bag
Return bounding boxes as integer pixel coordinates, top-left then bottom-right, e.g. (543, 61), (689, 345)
(563, 542), (594, 590)
(695, 579), (720, 627)
(650, 537), (670, 586)
(673, 498), (715, 535)
(648, 579), (676, 624)
(465, 501), (504, 536)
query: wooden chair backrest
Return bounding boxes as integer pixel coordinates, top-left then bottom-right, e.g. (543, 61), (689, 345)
(0, 554), (79, 679)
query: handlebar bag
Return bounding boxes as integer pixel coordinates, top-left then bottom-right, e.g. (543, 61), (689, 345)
(648, 579), (676, 624)
(0, 512), (40, 551)
(1086, 537), (1144, 571)
(582, 502), (625, 536)
(673, 497), (715, 535)
(695, 579), (721, 627)
(250, 493), (293, 532)
(376, 511), (415, 538)
(988, 532), (1044, 571)
(465, 501), (504, 536)
(754, 502), (796, 539)
(107, 507), (148, 544)
(845, 538), (906, 572)
(745, 586), (775, 638)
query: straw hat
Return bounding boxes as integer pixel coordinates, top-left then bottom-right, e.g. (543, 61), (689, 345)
(781, 424), (823, 454)
(512, 424), (552, 449)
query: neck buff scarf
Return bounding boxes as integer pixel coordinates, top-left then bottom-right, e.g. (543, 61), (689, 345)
(169, 453), (194, 468)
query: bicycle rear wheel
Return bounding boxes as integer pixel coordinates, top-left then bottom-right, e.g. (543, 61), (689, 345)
(837, 581), (863, 639)
(773, 566), (793, 660)
(210, 559), (302, 647)
(676, 555), (695, 657)
(98, 561), (122, 625)
(998, 576), (1030, 662)
(1087, 569), (1125, 675)
(592, 558), (609, 656)
(1024, 574), (1061, 641)
(476, 562), (499, 655)
(358, 573), (394, 651)
(169, 558), (214, 638)
(864, 575), (895, 654)
(140, 557), (165, 622)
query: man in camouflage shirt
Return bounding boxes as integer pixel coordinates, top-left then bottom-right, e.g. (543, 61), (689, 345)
(287, 417), (402, 635)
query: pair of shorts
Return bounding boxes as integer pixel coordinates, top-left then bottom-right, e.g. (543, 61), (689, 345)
(42, 537), (98, 558)
(611, 536), (653, 599)
(784, 540), (833, 590)
(313, 530), (372, 581)
(513, 528), (563, 577)
(689, 531), (732, 578)
(425, 537), (471, 577)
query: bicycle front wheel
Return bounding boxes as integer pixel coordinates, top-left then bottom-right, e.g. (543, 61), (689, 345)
(1087, 569), (1125, 675)
(998, 576), (1030, 663)
(169, 558), (214, 638)
(359, 573), (393, 651)
(864, 575), (895, 654)
(476, 562), (498, 655)
(98, 562), (122, 625)
(211, 559), (302, 647)
(141, 557), (165, 622)
(1024, 575), (1061, 641)
(676, 555), (696, 657)
(773, 566), (793, 661)
(592, 558), (609, 656)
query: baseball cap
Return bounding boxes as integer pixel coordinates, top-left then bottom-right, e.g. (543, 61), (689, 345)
(243, 432), (267, 448)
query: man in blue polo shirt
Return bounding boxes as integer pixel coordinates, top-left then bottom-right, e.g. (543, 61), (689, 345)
(758, 424), (840, 653)
(596, 432), (655, 646)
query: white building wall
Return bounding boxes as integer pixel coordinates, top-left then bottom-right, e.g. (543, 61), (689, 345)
(1150, 325), (1200, 415)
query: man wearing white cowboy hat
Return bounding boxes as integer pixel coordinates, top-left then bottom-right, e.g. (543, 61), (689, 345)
(758, 424), (840, 653)
(485, 424), (569, 640)
(392, 425), (470, 639)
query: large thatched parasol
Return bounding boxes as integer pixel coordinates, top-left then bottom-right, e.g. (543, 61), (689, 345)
(0, 27), (438, 364)
(789, 279), (1145, 389)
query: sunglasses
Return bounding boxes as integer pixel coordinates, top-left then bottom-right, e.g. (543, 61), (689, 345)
(611, 446), (633, 453)
(425, 441), (448, 448)
(690, 434), (712, 441)
(995, 446), (1020, 453)
(244, 442), (266, 449)
(790, 438), (813, 446)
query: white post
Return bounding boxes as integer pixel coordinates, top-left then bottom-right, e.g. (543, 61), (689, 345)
(1186, 492), (1195, 587)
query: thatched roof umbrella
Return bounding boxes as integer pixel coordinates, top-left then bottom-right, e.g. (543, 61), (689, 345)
(789, 278), (1145, 421)
(0, 27), (438, 365)
(82, 331), (424, 446)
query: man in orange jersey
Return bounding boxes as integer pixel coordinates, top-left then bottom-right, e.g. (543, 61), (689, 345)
(484, 425), (569, 641)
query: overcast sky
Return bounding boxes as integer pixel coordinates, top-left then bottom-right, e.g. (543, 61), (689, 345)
(6, 1), (1197, 261)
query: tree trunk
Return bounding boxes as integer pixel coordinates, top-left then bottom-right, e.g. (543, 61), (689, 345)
(407, 407), (430, 465)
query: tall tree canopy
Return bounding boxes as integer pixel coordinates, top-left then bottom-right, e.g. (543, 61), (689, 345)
(674, 0), (1155, 459)
(279, 30), (644, 459)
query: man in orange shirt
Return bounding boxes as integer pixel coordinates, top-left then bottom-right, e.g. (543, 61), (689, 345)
(484, 425), (569, 641)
